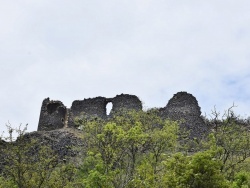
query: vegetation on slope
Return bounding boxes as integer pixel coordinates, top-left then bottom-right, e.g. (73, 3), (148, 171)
(1, 108), (250, 188)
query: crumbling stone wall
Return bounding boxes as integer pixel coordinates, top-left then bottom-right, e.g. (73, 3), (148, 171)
(67, 97), (108, 128)
(160, 92), (208, 138)
(37, 92), (208, 139)
(110, 94), (142, 115)
(38, 98), (66, 131)
(38, 94), (143, 130)
(71, 97), (107, 118)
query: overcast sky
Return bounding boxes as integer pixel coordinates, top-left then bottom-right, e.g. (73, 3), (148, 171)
(1, 0), (250, 134)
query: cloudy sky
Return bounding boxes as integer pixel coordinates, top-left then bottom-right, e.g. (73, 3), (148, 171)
(1, 0), (250, 134)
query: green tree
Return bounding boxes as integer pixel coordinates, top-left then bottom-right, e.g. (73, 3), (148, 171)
(231, 171), (250, 188)
(76, 110), (179, 188)
(0, 124), (77, 188)
(207, 107), (250, 181)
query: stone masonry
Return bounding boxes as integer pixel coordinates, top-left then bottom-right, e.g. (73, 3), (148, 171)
(38, 94), (143, 131)
(38, 98), (67, 131)
(37, 92), (208, 138)
(159, 92), (208, 138)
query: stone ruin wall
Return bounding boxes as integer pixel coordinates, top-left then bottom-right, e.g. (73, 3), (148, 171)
(37, 92), (208, 138)
(38, 98), (67, 131)
(38, 94), (142, 131)
(159, 92), (208, 138)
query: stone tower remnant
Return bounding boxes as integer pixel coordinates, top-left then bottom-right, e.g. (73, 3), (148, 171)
(160, 92), (208, 138)
(38, 98), (67, 131)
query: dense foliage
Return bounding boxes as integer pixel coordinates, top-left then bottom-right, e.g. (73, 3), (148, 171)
(1, 108), (250, 187)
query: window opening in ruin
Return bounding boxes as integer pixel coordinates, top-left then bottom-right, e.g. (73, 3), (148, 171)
(106, 102), (113, 115)
(47, 103), (61, 114)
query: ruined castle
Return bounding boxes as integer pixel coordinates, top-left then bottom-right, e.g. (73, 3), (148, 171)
(0, 92), (209, 172)
(38, 92), (208, 138)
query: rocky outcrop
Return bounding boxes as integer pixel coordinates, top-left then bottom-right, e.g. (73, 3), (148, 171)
(0, 128), (85, 174)
(23, 128), (84, 159)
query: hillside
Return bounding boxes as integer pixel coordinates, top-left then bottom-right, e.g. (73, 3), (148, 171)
(1, 91), (250, 187)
